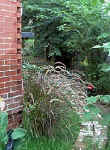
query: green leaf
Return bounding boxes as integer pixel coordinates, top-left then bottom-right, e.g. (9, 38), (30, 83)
(55, 49), (62, 56)
(0, 112), (8, 144)
(100, 0), (104, 3)
(86, 96), (97, 104)
(83, 104), (101, 121)
(92, 0), (98, 6)
(99, 63), (110, 72)
(100, 95), (110, 103)
(92, 43), (110, 55)
(103, 42), (110, 49)
(83, 112), (95, 121)
(87, 104), (101, 114)
(101, 113), (110, 125)
(0, 112), (8, 129)
(12, 128), (26, 140)
(97, 33), (110, 40)
(92, 45), (103, 49)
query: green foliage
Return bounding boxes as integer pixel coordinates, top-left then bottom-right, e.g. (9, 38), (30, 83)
(23, 79), (81, 143)
(12, 128), (27, 140)
(15, 136), (73, 150)
(83, 137), (99, 150)
(22, 0), (110, 94)
(93, 42), (110, 56)
(22, 63), (43, 81)
(85, 95), (110, 105)
(0, 112), (8, 149)
(0, 111), (26, 150)
(23, 39), (36, 57)
(82, 95), (110, 149)
(83, 104), (101, 121)
(22, 0), (110, 60)
(83, 95), (110, 123)
(93, 42), (110, 72)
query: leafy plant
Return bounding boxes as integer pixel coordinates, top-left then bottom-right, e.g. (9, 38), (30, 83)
(83, 95), (110, 122)
(15, 136), (73, 150)
(22, 0), (110, 94)
(23, 79), (81, 143)
(22, 0), (110, 66)
(0, 111), (26, 150)
(12, 128), (26, 140)
(0, 112), (8, 150)
(83, 95), (110, 150)
(82, 95), (110, 128)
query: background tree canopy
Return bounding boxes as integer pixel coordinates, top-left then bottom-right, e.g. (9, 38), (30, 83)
(22, 0), (110, 94)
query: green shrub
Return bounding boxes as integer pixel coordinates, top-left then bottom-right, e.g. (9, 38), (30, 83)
(15, 136), (73, 150)
(23, 79), (81, 143)
(23, 0), (110, 94)
(23, 39), (35, 56)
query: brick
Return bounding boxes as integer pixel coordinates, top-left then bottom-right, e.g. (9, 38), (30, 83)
(0, 50), (5, 54)
(0, 11), (16, 17)
(0, 33), (16, 39)
(5, 70), (17, 76)
(9, 106), (23, 115)
(17, 49), (21, 54)
(8, 90), (23, 97)
(9, 55), (17, 59)
(9, 65), (18, 70)
(0, 71), (4, 76)
(8, 103), (21, 109)
(0, 39), (16, 44)
(0, 55), (9, 60)
(5, 98), (13, 105)
(0, 93), (7, 99)
(17, 80), (22, 85)
(0, 83), (5, 88)
(11, 85), (22, 91)
(9, 65), (21, 71)
(0, 66), (10, 71)
(17, 33), (21, 39)
(0, 55), (18, 60)
(17, 59), (22, 64)
(17, 68), (21, 74)
(5, 49), (17, 54)
(0, 77), (10, 82)
(0, 0), (23, 128)
(17, 54), (21, 59)
(0, 88), (10, 94)
(5, 59), (17, 65)
(17, 23), (21, 29)
(0, 5), (16, 12)
(0, 60), (4, 65)
(5, 81), (17, 87)
(13, 96), (23, 103)
(9, 75), (22, 81)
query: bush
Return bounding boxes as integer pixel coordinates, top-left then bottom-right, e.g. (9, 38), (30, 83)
(15, 136), (73, 150)
(23, 79), (81, 143)
(23, 0), (110, 94)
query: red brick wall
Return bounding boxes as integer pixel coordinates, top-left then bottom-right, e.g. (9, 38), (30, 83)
(0, 0), (23, 128)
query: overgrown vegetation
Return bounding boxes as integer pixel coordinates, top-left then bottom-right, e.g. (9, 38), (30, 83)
(23, 77), (81, 143)
(22, 0), (110, 94)
(21, 0), (110, 149)
(15, 136), (73, 150)
(0, 111), (26, 150)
